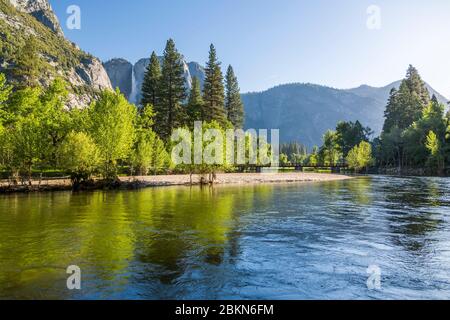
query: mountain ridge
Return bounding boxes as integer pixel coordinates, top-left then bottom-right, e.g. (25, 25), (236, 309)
(104, 57), (206, 104)
(0, 0), (112, 107)
(242, 80), (448, 148)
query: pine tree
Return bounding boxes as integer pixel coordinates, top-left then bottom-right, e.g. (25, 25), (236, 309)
(158, 39), (187, 140)
(383, 65), (430, 132)
(203, 44), (226, 125)
(404, 65), (430, 107)
(225, 65), (244, 128)
(141, 52), (161, 108)
(186, 77), (204, 125)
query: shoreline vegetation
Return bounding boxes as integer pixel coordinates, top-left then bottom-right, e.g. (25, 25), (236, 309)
(0, 172), (352, 193)
(1, 36), (449, 191)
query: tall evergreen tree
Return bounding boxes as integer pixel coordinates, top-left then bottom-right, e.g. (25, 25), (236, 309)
(225, 65), (244, 128)
(203, 44), (226, 125)
(141, 52), (161, 108)
(383, 65), (430, 132)
(186, 77), (204, 125)
(158, 39), (187, 140)
(404, 65), (430, 107)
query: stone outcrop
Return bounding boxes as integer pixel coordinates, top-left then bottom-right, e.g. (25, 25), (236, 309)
(8, 0), (63, 36)
(1, 0), (112, 108)
(103, 58), (133, 99)
(104, 57), (206, 104)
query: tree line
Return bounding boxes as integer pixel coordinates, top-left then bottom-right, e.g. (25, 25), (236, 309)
(0, 39), (246, 188)
(280, 65), (450, 175)
(141, 39), (244, 140)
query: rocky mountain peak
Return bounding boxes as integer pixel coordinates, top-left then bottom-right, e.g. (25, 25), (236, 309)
(8, 0), (63, 36)
(105, 57), (206, 104)
(1, 0), (112, 108)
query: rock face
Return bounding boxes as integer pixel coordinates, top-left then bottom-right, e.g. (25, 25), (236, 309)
(242, 82), (448, 148)
(1, 0), (112, 108)
(8, 0), (63, 36)
(104, 57), (206, 104)
(103, 58), (133, 99)
(188, 62), (206, 89)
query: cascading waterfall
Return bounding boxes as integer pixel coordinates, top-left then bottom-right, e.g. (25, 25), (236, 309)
(130, 65), (138, 104)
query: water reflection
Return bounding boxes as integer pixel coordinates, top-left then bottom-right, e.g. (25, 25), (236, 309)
(1, 177), (450, 299)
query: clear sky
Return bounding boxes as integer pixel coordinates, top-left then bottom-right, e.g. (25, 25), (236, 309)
(50, 0), (450, 97)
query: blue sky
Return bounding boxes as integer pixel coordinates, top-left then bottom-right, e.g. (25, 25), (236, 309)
(50, 0), (450, 97)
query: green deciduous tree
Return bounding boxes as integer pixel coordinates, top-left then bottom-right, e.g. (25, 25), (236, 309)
(225, 65), (244, 128)
(88, 89), (136, 181)
(9, 114), (47, 181)
(58, 131), (100, 188)
(0, 73), (12, 125)
(346, 141), (374, 172)
(403, 98), (447, 167)
(39, 78), (72, 167)
(131, 129), (170, 176)
(425, 130), (445, 175)
(335, 120), (372, 157)
(137, 103), (156, 130)
(319, 130), (342, 165)
(307, 146), (319, 166)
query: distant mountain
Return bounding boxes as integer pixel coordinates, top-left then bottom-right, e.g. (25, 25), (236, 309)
(346, 81), (448, 108)
(0, 0), (112, 107)
(242, 81), (448, 148)
(104, 54), (448, 149)
(103, 58), (133, 99)
(104, 57), (206, 104)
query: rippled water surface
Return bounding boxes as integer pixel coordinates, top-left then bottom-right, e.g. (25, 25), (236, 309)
(1, 176), (450, 299)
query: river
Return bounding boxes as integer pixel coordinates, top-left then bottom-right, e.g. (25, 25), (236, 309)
(0, 176), (449, 299)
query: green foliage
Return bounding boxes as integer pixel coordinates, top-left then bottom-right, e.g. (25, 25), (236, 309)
(425, 130), (445, 174)
(319, 130), (342, 165)
(58, 131), (100, 185)
(39, 79), (72, 166)
(377, 65), (447, 171)
(137, 103), (156, 130)
(280, 142), (308, 164)
(141, 51), (161, 108)
(9, 114), (47, 178)
(0, 1), (100, 98)
(186, 77), (205, 125)
(0, 73), (12, 126)
(203, 44), (226, 126)
(12, 36), (43, 87)
(157, 39), (187, 140)
(225, 65), (244, 128)
(307, 146), (319, 166)
(88, 89), (136, 180)
(131, 129), (170, 175)
(383, 66), (430, 133)
(0, 73), (12, 106)
(279, 153), (290, 166)
(171, 121), (231, 183)
(346, 141), (373, 172)
(335, 120), (372, 157)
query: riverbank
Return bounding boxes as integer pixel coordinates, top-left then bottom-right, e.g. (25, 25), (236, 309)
(123, 172), (352, 187)
(0, 172), (352, 193)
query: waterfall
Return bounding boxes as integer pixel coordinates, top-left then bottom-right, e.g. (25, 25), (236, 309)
(130, 65), (138, 104)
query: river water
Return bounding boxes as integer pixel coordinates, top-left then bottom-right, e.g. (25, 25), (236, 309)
(0, 176), (450, 299)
